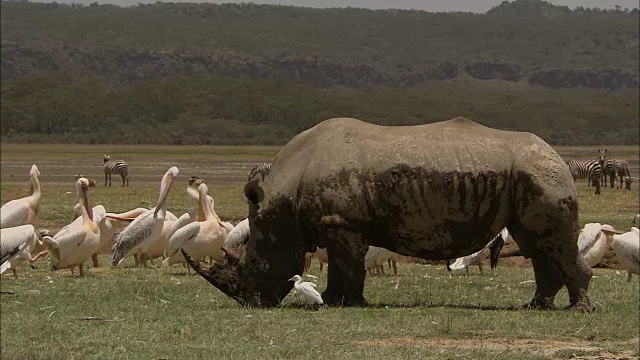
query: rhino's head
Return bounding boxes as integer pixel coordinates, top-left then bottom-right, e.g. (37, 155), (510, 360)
(187, 179), (310, 307)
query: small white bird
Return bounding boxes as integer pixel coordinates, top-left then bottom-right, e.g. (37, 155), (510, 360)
(288, 274), (323, 305)
(612, 227), (639, 282)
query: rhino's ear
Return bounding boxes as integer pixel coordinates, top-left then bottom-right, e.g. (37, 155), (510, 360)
(243, 180), (264, 205)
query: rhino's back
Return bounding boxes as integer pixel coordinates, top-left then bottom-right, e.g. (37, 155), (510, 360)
(268, 117), (559, 187)
(260, 117), (574, 258)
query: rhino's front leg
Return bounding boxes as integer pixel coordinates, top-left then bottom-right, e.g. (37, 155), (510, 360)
(322, 230), (368, 306)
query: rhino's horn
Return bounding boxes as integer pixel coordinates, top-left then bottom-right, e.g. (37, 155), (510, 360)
(181, 249), (243, 303)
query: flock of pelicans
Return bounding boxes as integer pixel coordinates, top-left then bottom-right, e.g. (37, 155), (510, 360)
(0, 163), (639, 306)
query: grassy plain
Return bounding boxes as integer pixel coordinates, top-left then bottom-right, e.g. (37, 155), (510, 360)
(0, 144), (638, 360)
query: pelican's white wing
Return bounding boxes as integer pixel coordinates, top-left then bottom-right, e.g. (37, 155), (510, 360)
(92, 205), (107, 225)
(224, 218), (249, 248)
(0, 200), (29, 228)
(613, 231), (640, 264)
(163, 221), (202, 260)
(449, 247), (489, 270)
(111, 210), (157, 265)
(0, 225), (35, 273)
(577, 223), (603, 254)
(166, 213), (193, 242)
(0, 225), (35, 259)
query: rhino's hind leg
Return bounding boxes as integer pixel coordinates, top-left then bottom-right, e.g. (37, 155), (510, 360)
(322, 230), (368, 307)
(510, 180), (593, 312)
(525, 254), (564, 310)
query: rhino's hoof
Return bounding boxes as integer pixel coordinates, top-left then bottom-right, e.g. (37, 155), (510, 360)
(565, 301), (596, 313)
(322, 292), (368, 307)
(522, 298), (557, 311)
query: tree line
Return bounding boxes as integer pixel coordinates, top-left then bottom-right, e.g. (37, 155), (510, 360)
(0, 0), (638, 145)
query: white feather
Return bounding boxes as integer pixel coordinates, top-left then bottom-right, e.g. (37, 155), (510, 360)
(612, 230), (640, 281)
(224, 218), (250, 248)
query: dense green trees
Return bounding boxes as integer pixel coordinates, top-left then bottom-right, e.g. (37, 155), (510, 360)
(0, 0), (638, 145)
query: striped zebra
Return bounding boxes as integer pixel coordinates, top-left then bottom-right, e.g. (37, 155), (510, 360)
(595, 148), (608, 186)
(603, 159), (632, 189)
(102, 155), (129, 187)
(566, 159), (601, 195)
(247, 163), (272, 181)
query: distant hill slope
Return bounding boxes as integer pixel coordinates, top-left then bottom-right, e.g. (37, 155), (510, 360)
(1, 1), (638, 90)
(0, 0), (638, 145)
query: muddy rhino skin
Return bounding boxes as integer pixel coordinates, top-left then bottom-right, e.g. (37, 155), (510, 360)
(186, 117), (593, 312)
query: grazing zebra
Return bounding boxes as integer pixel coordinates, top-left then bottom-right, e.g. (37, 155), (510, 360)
(566, 159), (601, 195)
(614, 159), (631, 189)
(247, 163), (272, 181)
(603, 159), (631, 189)
(625, 176), (635, 190)
(188, 176), (205, 188)
(102, 155), (129, 187)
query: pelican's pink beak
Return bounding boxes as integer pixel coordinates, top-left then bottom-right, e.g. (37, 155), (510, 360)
(154, 166), (179, 217)
(82, 181), (93, 221)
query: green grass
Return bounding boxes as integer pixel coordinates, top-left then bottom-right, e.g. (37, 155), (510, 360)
(1, 144), (639, 360)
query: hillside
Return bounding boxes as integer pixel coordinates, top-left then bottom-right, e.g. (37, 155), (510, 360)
(1, 0), (638, 145)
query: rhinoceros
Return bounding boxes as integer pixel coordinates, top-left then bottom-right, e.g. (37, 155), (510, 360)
(184, 117), (594, 311)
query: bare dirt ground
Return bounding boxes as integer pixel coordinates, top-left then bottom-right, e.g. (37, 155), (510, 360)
(356, 336), (639, 359)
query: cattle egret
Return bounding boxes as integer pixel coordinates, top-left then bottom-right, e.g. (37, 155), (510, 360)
(288, 275), (323, 305)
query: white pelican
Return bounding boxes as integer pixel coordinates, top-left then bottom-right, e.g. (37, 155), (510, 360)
(447, 232), (507, 275)
(577, 223), (623, 267)
(163, 183), (227, 267)
(139, 211), (192, 267)
(42, 178), (102, 277)
(111, 166), (179, 266)
(223, 218), (249, 248)
(1, 164), (41, 229)
(364, 246), (401, 276)
(0, 225), (48, 279)
(612, 227), (639, 282)
(288, 275), (323, 305)
(69, 205), (148, 266)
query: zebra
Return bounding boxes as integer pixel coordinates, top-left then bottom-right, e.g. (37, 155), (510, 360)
(594, 148), (608, 186)
(247, 163), (272, 181)
(614, 159), (631, 189)
(602, 159), (617, 188)
(102, 155), (129, 187)
(566, 159), (601, 195)
(625, 176), (635, 190)
(603, 159), (631, 189)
